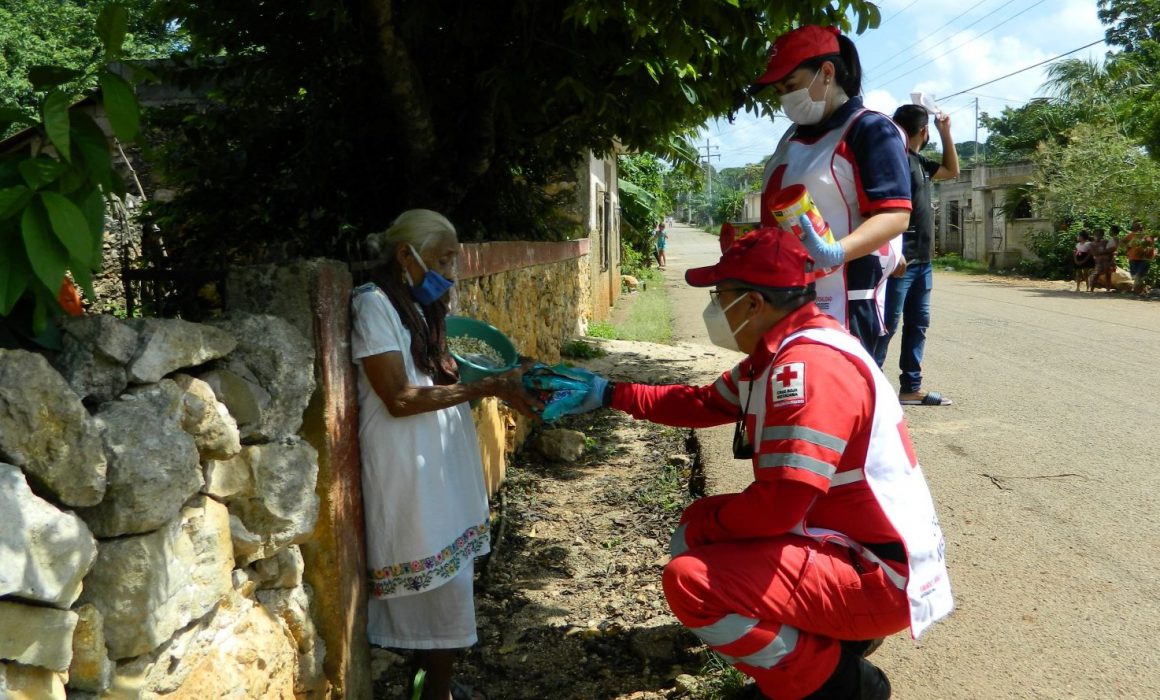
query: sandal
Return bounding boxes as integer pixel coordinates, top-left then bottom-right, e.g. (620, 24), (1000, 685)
(899, 390), (952, 406)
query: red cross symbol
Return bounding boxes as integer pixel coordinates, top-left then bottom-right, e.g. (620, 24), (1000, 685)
(775, 365), (798, 387)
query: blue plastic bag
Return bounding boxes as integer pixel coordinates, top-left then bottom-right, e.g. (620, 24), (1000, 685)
(523, 364), (593, 422)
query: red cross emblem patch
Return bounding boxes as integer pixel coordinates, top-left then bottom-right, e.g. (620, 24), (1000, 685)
(772, 362), (806, 407)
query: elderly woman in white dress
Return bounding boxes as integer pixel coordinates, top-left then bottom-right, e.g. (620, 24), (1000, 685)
(352, 209), (538, 700)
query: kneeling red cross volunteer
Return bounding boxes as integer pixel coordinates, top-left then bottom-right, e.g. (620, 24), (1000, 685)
(570, 227), (953, 699)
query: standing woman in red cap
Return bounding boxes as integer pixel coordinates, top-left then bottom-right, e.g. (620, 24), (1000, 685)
(756, 25), (912, 353)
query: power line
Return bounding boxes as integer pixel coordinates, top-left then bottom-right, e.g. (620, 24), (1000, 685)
(874, 0), (1051, 88)
(880, 0), (923, 26)
(940, 38), (1106, 99)
(867, 0), (999, 74)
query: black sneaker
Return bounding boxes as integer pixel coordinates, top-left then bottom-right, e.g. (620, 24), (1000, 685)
(805, 650), (892, 699)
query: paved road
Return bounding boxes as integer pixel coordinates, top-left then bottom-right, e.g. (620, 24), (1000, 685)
(661, 223), (1160, 698)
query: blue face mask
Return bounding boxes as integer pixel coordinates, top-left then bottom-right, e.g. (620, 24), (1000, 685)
(406, 244), (454, 305)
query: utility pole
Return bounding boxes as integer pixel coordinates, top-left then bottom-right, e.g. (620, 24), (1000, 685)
(698, 140), (721, 200)
(974, 97), (979, 167)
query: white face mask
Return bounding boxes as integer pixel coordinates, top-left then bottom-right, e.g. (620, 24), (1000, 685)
(702, 292), (751, 352)
(780, 70), (830, 125)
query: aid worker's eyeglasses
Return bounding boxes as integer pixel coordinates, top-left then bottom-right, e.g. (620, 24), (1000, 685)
(732, 372), (756, 460)
(710, 287), (751, 309)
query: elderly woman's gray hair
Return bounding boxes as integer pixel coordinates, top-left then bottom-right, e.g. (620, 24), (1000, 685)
(365, 209), (458, 261)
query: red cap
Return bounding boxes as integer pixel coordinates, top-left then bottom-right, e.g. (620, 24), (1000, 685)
(685, 227), (815, 289)
(754, 25), (841, 85)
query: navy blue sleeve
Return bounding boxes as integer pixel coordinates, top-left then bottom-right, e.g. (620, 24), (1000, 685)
(843, 112), (913, 216)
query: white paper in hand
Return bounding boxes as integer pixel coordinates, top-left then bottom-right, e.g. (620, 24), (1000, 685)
(909, 91), (942, 118)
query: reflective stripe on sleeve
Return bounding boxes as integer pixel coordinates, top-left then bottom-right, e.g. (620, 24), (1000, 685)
(760, 426), (847, 454)
(690, 613), (759, 648)
(713, 376), (740, 406)
(847, 288), (876, 300)
(720, 625), (800, 669)
(669, 523), (690, 558)
(830, 468), (865, 487)
(757, 452), (837, 480)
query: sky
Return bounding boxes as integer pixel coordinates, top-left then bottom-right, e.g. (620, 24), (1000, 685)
(701, 0), (1110, 169)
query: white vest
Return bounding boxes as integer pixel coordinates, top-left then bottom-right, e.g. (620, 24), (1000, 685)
(763, 109), (903, 328)
(763, 327), (955, 639)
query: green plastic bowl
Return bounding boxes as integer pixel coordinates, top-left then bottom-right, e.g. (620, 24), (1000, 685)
(445, 316), (519, 383)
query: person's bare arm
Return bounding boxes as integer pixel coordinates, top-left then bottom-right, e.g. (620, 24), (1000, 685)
(933, 114), (959, 181)
(363, 352), (541, 418)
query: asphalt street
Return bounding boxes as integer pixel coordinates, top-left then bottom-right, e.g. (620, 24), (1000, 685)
(660, 223), (1160, 699)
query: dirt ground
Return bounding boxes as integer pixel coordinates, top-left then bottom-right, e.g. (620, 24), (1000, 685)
(372, 338), (751, 700)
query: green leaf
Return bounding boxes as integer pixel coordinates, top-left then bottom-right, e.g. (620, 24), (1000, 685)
(0, 226), (30, 315)
(71, 113), (114, 190)
(42, 91), (72, 161)
(81, 189), (106, 266)
(28, 66), (85, 91)
(40, 192), (93, 269)
(18, 157), (67, 189)
(70, 257), (96, 302)
(21, 201), (69, 297)
(96, 4), (129, 58)
(99, 72), (139, 142)
(0, 186), (33, 220)
(680, 82), (698, 105)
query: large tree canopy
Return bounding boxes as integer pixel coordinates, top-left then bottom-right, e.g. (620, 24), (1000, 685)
(0, 0), (180, 119)
(144, 0), (880, 267)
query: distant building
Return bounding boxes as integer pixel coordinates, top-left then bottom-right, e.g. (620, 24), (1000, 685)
(935, 162), (1049, 267)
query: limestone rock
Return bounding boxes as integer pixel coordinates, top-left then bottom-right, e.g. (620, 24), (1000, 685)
(0, 464), (97, 608)
(106, 590), (298, 699)
(251, 546), (305, 590)
(172, 374), (242, 460)
(0, 662), (66, 700)
(67, 604), (113, 694)
(59, 315), (138, 364)
(533, 428), (588, 462)
(230, 513), (264, 560)
(76, 396), (202, 538)
(197, 368), (271, 435)
(52, 338), (128, 405)
(0, 600), (78, 672)
(126, 318), (236, 384)
(0, 349), (107, 507)
(52, 316), (139, 404)
(258, 584), (327, 693)
(77, 496), (234, 660)
(228, 439), (320, 565)
(207, 313), (315, 441)
(203, 452), (253, 499)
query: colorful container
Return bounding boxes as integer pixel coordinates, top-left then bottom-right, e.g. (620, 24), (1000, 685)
(768, 184), (837, 246)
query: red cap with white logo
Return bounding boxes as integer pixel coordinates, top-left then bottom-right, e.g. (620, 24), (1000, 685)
(754, 25), (841, 85)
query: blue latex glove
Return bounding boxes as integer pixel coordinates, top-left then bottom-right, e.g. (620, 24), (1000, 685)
(567, 367), (609, 414)
(522, 365), (609, 420)
(798, 213), (845, 268)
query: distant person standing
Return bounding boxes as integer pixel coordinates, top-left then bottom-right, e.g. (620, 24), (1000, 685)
(1073, 230), (1095, 292)
(872, 105), (958, 406)
(1124, 219), (1156, 295)
(651, 222), (668, 269)
(1092, 226), (1120, 292)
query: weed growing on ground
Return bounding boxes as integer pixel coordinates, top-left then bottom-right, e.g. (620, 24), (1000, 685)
(933, 253), (990, 273)
(561, 339), (606, 359)
(587, 320), (619, 339)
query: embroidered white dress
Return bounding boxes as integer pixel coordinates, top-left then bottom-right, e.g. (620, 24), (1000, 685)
(351, 284), (491, 615)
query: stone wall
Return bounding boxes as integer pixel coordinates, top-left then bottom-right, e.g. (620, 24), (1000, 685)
(0, 313), (328, 699)
(0, 245), (607, 699)
(453, 241), (596, 492)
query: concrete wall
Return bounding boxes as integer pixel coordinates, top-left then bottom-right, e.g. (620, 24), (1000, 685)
(935, 163), (1044, 267)
(578, 153), (621, 322)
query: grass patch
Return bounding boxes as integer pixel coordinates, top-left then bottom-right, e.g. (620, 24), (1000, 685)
(933, 253), (990, 274)
(609, 268), (673, 344)
(691, 652), (751, 698)
(586, 320), (618, 339)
